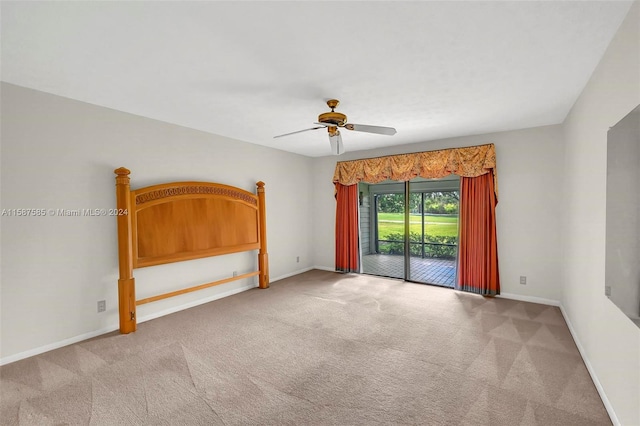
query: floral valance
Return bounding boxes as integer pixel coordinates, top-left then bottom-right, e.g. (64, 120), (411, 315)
(332, 143), (498, 196)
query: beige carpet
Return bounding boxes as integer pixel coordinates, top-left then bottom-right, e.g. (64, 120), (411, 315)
(1, 270), (610, 425)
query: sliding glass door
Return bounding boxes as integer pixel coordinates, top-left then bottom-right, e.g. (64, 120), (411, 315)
(360, 177), (459, 287)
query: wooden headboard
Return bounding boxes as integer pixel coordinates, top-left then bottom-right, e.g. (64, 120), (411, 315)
(114, 167), (269, 334)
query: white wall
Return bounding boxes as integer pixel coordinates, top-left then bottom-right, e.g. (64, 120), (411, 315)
(0, 83), (314, 361)
(312, 124), (565, 303)
(561, 2), (640, 424)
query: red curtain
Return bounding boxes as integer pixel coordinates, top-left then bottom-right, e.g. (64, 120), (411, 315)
(457, 171), (500, 296)
(335, 183), (360, 273)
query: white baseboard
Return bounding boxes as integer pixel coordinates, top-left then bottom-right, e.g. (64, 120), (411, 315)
(559, 305), (619, 426)
(312, 265), (335, 272)
(497, 292), (560, 307)
(0, 325), (119, 366)
(270, 266), (316, 282)
(0, 282), (257, 366)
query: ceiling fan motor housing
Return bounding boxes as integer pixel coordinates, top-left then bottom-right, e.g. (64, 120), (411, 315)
(318, 111), (347, 126)
(318, 99), (346, 126)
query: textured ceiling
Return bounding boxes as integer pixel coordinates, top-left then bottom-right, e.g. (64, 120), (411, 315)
(1, 1), (633, 157)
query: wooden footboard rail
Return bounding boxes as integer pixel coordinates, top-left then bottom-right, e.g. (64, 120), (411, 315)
(114, 168), (269, 334)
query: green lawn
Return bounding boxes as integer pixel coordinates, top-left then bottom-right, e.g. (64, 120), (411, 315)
(377, 213), (459, 239)
(377, 212), (457, 223)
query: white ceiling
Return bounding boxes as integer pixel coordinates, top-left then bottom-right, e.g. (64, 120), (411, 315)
(1, 1), (633, 157)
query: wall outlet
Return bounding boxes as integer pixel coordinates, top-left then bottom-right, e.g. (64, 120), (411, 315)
(97, 300), (106, 313)
(519, 276), (527, 285)
(233, 271), (237, 277)
(296, 256), (300, 263)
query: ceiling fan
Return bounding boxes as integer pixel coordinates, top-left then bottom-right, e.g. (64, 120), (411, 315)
(273, 99), (397, 155)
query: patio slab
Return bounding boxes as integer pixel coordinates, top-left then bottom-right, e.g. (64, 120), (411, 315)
(362, 254), (456, 287)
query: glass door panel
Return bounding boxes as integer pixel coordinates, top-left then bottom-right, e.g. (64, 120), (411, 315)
(362, 192), (405, 279)
(408, 189), (459, 287)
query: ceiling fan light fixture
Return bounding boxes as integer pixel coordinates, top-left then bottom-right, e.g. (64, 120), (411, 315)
(329, 130), (344, 155)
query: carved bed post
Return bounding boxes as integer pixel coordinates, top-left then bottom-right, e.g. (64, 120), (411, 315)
(114, 168), (137, 333)
(256, 181), (269, 289)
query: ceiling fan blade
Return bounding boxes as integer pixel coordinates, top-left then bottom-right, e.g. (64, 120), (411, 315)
(344, 123), (397, 135)
(273, 126), (324, 138)
(329, 130), (345, 155)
